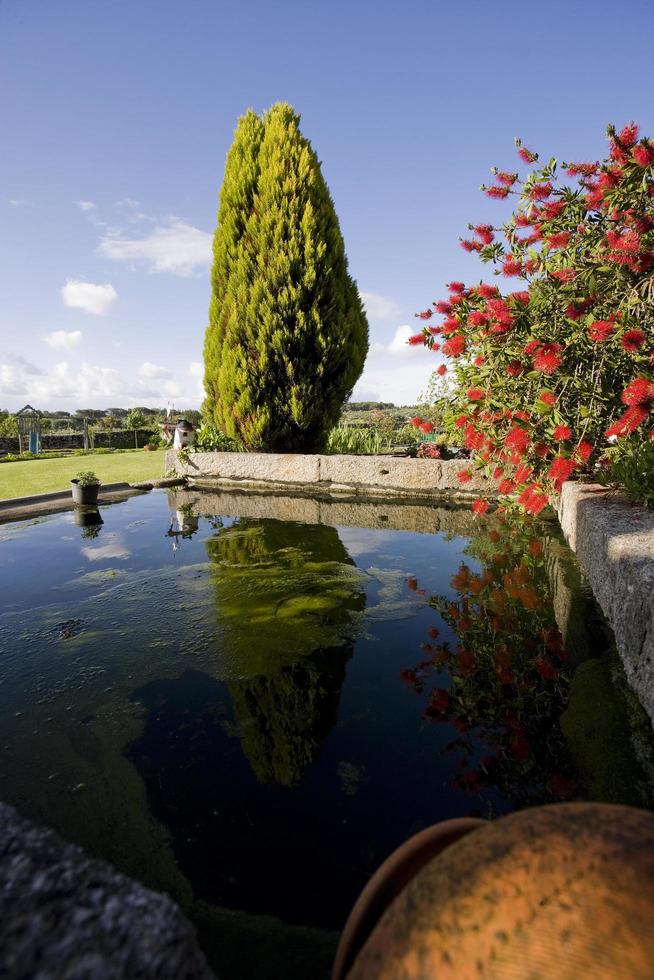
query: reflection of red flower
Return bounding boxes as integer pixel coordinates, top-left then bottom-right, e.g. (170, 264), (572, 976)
(406, 577), (418, 590)
(472, 498), (490, 515)
(535, 657), (558, 680)
(548, 773), (576, 799)
(510, 733), (531, 762)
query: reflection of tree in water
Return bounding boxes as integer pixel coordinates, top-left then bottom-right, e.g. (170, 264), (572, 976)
(206, 519), (365, 785)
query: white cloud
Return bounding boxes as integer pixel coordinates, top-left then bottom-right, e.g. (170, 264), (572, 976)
(361, 292), (401, 321)
(61, 279), (117, 315)
(43, 330), (83, 350)
(138, 361), (172, 380)
(114, 198), (140, 209)
(351, 324), (441, 405)
(8, 198), (26, 207)
(75, 200), (96, 212)
(0, 352), (194, 411)
(97, 220), (212, 276)
(369, 324), (426, 359)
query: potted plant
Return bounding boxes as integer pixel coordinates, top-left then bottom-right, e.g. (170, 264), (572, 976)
(71, 470), (100, 505)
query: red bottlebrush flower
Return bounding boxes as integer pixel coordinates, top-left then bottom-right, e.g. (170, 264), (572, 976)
(535, 442), (550, 459)
(502, 255), (523, 276)
(468, 311), (487, 327)
(420, 421), (433, 433)
(473, 355), (486, 366)
(442, 335), (466, 357)
(588, 319), (615, 342)
(533, 343), (563, 375)
(498, 478), (517, 494)
(621, 377), (654, 406)
(449, 292), (467, 305)
(486, 298), (513, 325)
(407, 333), (426, 346)
(619, 123), (640, 147)
(517, 145), (538, 164)
(496, 171), (518, 186)
(554, 424), (572, 441)
(471, 498), (490, 515)
(514, 212), (532, 227)
(436, 363), (447, 377)
(529, 182), (553, 201)
(467, 387), (485, 401)
(457, 469), (473, 484)
(525, 258), (540, 274)
(425, 688), (451, 721)
(524, 339), (539, 353)
(505, 425), (529, 454)
(506, 360), (523, 377)
(621, 329), (646, 352)
(576, 440), (594, 464)
(461, 238), (482, 252)
(448, 281), (465, 293)
(486, 185), (510, 199)
(606, 228), (640, 253)
(550, 268), (576, 284)
(415, 309), (433, 320)
(441, 317), (459, 335)
(464, 425), (485, 451)
(509, 290), (530, 305)
(566, 161), (598, 177)
(434, 300), (452, 314)
(476, 282), (499, 299)
(633, 143), (654, 167)
(454, 414), (468, 429)
(410, 416), (422, 427)
(514, 463), (534, 483)
(606, 404), (650, 438)
(492, 466), (504, 479)
(474, 223), (494, 244)
(539, 391), (556, 406)
(547, 455), (576, 490)
(547, 231), (571, 249)
(540, 200), (567, 220)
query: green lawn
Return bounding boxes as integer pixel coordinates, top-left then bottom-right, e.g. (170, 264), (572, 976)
(0, 450), (167, 500)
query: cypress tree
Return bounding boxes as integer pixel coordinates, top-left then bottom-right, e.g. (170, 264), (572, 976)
(203, 103), (368, 451)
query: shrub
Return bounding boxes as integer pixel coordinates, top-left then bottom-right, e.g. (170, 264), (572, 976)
(325, 426), (385, 455)
(600, 438), (654, 508)
(194, 422), (241, 452)
(204, 103), (368, 452)
(414, 122), (654, 514)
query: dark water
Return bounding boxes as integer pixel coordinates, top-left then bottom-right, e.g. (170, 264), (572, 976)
(1, 489), (653, 978)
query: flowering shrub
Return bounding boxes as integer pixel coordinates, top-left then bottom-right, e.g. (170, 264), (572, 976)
(414, 123), (654, 513)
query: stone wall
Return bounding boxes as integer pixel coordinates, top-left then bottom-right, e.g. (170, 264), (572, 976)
(166, 450), (494, 498)
(558, 482), (654, 724)
(0, 801), (214, 979)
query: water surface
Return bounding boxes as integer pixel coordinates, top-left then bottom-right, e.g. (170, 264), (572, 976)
(1, 489), (652, 978)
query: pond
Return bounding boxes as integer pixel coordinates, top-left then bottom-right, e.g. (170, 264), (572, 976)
(1, 488), (653, 979)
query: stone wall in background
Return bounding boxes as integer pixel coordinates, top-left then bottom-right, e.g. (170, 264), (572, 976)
(0, 430), (159, 455)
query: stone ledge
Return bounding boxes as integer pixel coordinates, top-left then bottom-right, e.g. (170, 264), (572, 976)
(166, 450), (494, 498)
(0, 801), (214, 979)
(558, 482), (654, 724)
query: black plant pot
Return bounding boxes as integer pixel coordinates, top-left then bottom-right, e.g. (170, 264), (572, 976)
(71, 480), (100, 505)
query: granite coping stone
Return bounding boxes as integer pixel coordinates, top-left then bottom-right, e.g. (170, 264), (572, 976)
(0, 801), (215, 979)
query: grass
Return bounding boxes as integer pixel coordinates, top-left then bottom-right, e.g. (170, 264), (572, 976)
(0, 449), (167, 500)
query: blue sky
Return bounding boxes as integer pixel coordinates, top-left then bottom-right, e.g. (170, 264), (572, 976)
(2, 0), (653, 411)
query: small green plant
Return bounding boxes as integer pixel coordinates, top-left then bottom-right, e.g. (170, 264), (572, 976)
(600, 439), (654, 508)
(194, 423), (240, 452)
(74, 470), (100, 487)
(325, 426), (386, 455)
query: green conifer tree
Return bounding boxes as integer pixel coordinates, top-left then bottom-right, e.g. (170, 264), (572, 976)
(203, 103), (368, 451)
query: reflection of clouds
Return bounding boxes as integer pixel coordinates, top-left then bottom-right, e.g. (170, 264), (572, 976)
(335, 527), (395, 558)
(81, 533), (130, 561)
